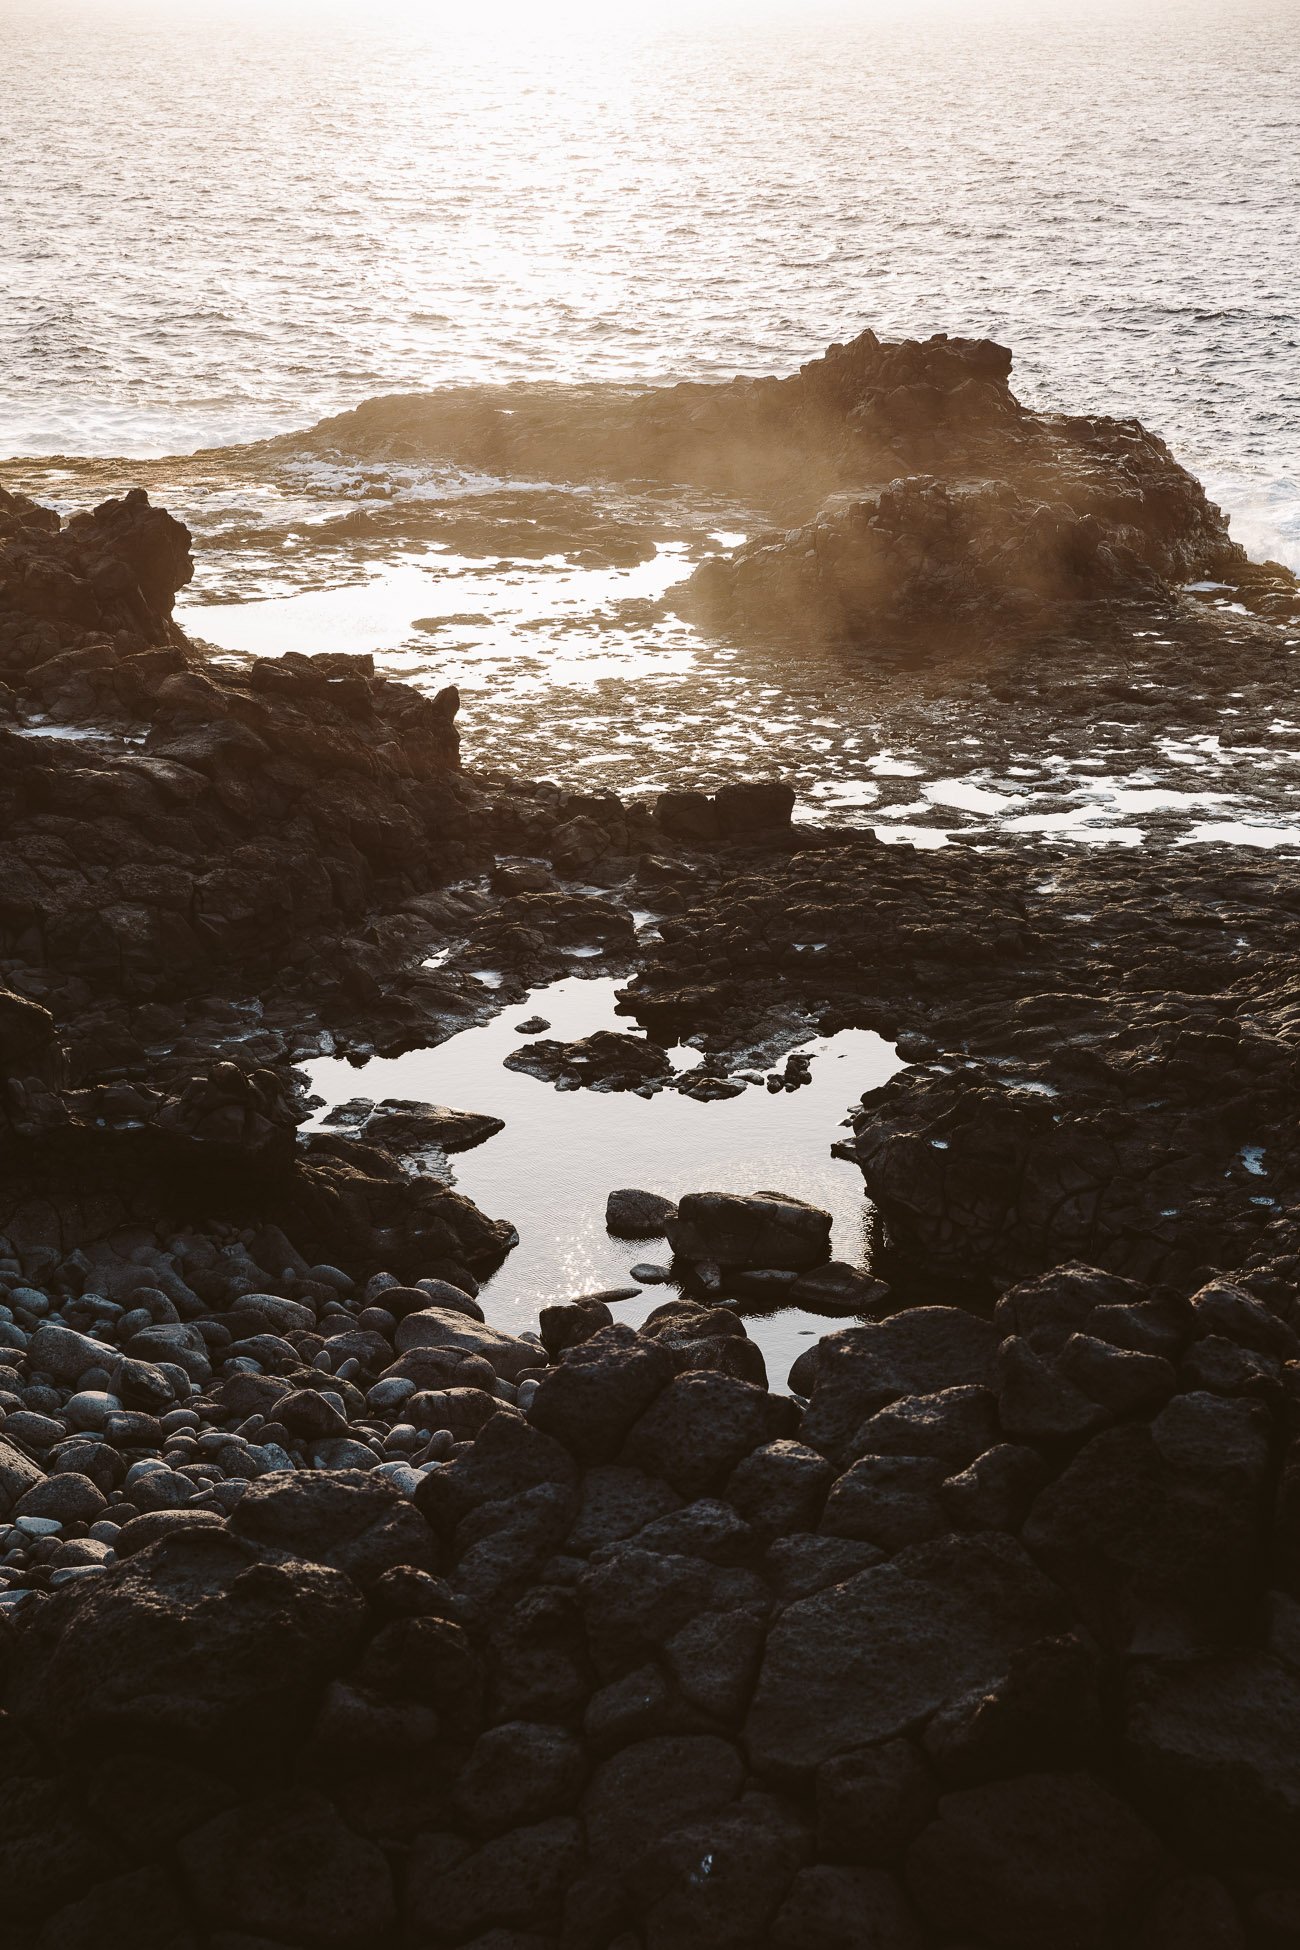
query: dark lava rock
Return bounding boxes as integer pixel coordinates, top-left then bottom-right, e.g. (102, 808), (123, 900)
(1021, 1390), (1271, 1654)
(770, 1864), (924, 1950)
(905, 1771), (1168, 1949)
(583, 1733), (745, 1873)
(605, 1186), (678, 1238)
(7, 1529), (365, 1759)
(620, 1369), (790, 1497)
(181, 1792), (396, 1944)
(324, 1096), (505, 1154)
(453, 1720), (587, 1836)
(667, 1190), (833, 1271)
(527, 1323), (676, 1463)
(504, 1031), (673, 1091)
(229, 1470), (440, 1585)
(795, 1307), (1002, 1460)
(746, 1532), (1067, 1775)
(1125, 1653), (1300, 1871)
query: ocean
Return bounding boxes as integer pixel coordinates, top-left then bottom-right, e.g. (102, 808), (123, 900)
(3, 0), (1298, 846)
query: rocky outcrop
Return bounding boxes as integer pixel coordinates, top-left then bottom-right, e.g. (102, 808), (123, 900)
(255, 327), (1295, 653)
(265, 329), (1027, 509)
(667, 1191), (833, 1273)
(2, 1218), (1298, 1945)
(0, 495), (466, 1017)
(683, 462), (1245, 646)
(0, 484), (193, 649)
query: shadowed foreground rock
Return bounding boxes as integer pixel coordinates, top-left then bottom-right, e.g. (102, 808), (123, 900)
(2, 1220), (1298, 1947)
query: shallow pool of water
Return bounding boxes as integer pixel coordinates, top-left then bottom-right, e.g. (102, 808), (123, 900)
(302, 973), (904, 1388)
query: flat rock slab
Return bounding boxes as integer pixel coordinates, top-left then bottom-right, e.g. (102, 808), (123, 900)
(323, 1097), (504, 1154)
(746, 1531), (1068, 1775)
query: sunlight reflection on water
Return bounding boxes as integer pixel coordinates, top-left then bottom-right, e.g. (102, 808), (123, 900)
(302, 974), (904, 1387)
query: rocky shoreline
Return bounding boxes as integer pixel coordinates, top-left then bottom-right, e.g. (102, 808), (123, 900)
(2, 333), (1300, 1945)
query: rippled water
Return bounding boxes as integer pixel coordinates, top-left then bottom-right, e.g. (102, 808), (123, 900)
(4, 0), (1298, 849)
(4, 0), (1298, 567)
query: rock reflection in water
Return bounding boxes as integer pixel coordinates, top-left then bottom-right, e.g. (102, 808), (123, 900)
(302, 974), (904, 1387)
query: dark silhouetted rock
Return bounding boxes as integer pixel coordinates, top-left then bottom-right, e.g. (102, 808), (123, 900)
(747, 1533), (1067, 1775)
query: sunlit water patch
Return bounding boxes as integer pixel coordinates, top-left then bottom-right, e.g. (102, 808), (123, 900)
(301, 974), (904, 1387)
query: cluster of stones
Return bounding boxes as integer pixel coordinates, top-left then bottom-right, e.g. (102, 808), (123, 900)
(2, 1224), (1299, 1945)
(0, 1221), (542, 1603)
(0, 1187), (858, 1603)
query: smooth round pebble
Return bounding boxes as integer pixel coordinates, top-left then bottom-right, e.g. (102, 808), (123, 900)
(65, 1390), (123, 1430)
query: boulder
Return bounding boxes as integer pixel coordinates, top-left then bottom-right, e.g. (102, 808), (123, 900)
(527, 1324), (675, 1463)
(14, 1472), (106, 1525)
(905, 1771), (1167, 1949)
(820, 1454), (951, 1554)
(454, 1721), (587, 1835)
(746, 1532), (1068, 1775)
(229, 1469), (440, 1584)
(583, 1734), (745, 1873)
(395, 1305), (538, 1383)
(848, 1384), (1001, 1471)
(605, 1187), (678, 1238)
(620, 1370), (789, 1496)
(537, 1296), (613, 1359)
(770, 1865), (924, 1950)
(0, 1434), (45, 1516)
(667, 1191), (832, 1271)
(0, 1774), (113, 1926)
(942, 1443), (1049, 1533)
(1124, 1653), (1300, 1870)
(815, 1738), (936, 1865)
(418, 1413), (577, 1538)
(712, 780), (796, 837)
(6, 1529), (365, 1760)
(406, 1818), (584, 1942)
(180, 1792), (395, 1946)
(798, 1308), (1002, 1461)
(327, 1097), (505, 1155)
(627, 1790), (811, 1950)
(1022, 1391), (1271, 1654)
(726, 1440), (835, 1541)
(579, 1544), (768, 1680)
(565, 1465), (682, 1554)
(33, 1863), (191, 1950)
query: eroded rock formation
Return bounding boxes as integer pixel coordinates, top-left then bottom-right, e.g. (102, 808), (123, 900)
(257, 327), (1298, 652)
